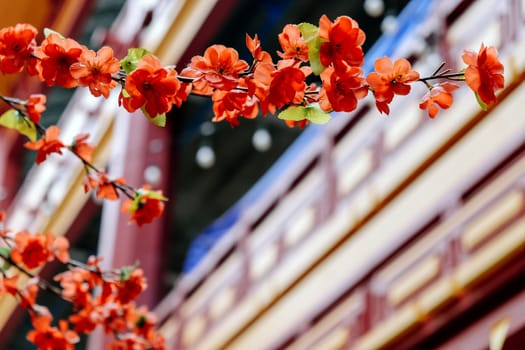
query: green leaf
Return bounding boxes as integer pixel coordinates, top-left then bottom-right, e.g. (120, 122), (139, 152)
(146, 191), (168, 201)
(0, 246), (10, 259)
(0, 246), (11, 271)
(136, 315), (147, 328)
(138, 189), (168, 201)
(119, 261), (141, 282)
(298, 22), (326, 75)
(119, 266), (132, 282)
(127, 194), (142, 213)
(278, 104), (331, 124)
(43, 28), (65, 39)
(136, 188), (168, 202)
(475, 91), (488, 111)
(305, 104), (332, 124)
(120, 89), (130, 98)
(120, 48), (151, 74)
(279, 106), (307, 121)
(127, 189), (168, 214)
(140, 106), (166, 127)
(0, 109), (37, 141)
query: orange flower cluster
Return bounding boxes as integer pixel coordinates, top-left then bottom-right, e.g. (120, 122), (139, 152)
(27, 308), (79, 350)
(0, 20), (505, 130)
(0, 25), (121, 95)
(312, 16), (369, 116)
(175, 14), (504, 122)
(0, 214), (165, 349)
(53, 258), (164, 349)
(179, 15), (369, 127)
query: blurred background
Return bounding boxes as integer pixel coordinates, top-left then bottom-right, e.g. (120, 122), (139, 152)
(1, 0), (525, 349)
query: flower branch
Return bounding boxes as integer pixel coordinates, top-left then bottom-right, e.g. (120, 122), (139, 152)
(0, 12), (506, 349)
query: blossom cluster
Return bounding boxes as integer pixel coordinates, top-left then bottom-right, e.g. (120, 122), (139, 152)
(0, 26), (169, 226)
(0, 18), (505, 132)
(0, 214), (165, 349)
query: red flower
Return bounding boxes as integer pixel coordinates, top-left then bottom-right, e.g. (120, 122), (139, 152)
(212, 88), (258, 127)
(130, 307), (158, 339)
(25, 94), (46, 123)
(10, 231), (51, 269)
(100, 303), (130, 334)
(24, 126), (66, 164)
(366, 57), (420, 114)
(70, 133), (94, 163)
(0, 23), (37, 74)
(10, 231), (69, 269)
(319, 15), (366, 69)
(84, 172), (126, 200)
(70, 46), (120, 98)
(121, 186), (166, 227)
(419, 82), (459, 118)
(254, 59), (311, 115)
(55, 256), (106, 308)
(462, 43), (504, 106)
(27, 311), (79, 350)
(116, 268), (147, 304)
(55, 268), (96, 308)
(33, 33), (86, 88)
(187, 44), (249, 90)
(68, 305), (99, 333)
(277, 24), (309, 62)
(319, 63), (368, 112)
(120, 54), (180, 117)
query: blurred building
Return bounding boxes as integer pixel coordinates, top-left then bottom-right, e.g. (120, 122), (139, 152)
(1, 0), (525, 350)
